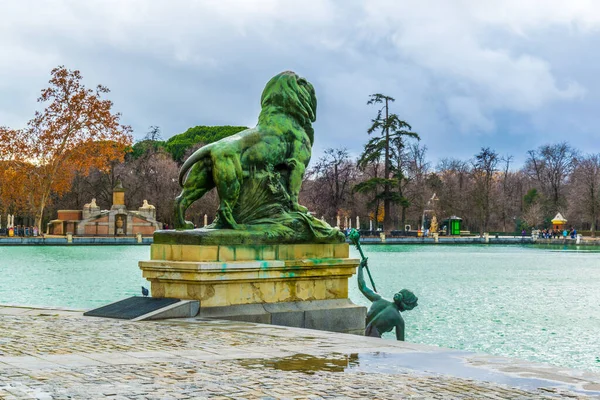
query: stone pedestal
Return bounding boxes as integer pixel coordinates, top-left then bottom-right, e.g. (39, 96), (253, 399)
(139, 240), (365, 334)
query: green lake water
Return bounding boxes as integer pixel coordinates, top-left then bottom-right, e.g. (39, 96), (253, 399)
(0, 244), (599, 372)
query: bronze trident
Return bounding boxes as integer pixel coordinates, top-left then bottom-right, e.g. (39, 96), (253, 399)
(348, 228), (377, 292)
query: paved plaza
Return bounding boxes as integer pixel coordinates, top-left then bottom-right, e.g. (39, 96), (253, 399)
(0, 306), (598, 399)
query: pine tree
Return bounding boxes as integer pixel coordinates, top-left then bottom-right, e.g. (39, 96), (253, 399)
(355, 94), (419, 233)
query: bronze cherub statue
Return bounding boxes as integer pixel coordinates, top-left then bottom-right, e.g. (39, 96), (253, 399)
(349, 229), (418, 341)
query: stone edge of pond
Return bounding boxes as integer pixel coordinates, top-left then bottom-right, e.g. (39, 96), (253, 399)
(0, 304), (85, 316)
(2, 236), (600, 246)
(0, 237), (153, 245)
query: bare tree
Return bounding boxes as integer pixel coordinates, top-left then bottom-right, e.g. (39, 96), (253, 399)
(405, 143), (431, 230)
(306, 148), (355, 219)
(522, 202), (544, 229)
(525, 142), (578, 213)
(471, 147), (499, 234)
(498, 155), (513, 232)
(571, 154), (600, 236)
(118, 150), (180, 225)
(144, 125), (162, 142)
(436, 158), (472, 224)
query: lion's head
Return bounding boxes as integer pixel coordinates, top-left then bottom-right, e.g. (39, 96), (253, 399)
(259, 71), (317, 142)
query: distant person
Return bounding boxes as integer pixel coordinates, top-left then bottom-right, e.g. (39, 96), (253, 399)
(563, 229), (568, 238)
(521, 229), (526, 237)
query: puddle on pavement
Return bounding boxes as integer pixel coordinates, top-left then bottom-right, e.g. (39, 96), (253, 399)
(238, 351), (600, 396)
(350, 352), (600, 396)
(239, 353), (359, 374)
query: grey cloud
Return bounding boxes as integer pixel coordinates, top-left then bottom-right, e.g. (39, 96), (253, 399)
(1, 0), (600, 166)
(446, 96), (495, 134)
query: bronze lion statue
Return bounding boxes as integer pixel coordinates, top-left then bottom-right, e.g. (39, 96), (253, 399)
(174, 71), (317, 230)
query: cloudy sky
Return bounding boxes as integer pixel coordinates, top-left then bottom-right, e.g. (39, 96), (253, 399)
(1, 0), (600, 167)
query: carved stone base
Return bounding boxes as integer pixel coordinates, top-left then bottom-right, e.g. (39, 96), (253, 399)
(139, 242), (366, 334)
(197, 299), (365, 334)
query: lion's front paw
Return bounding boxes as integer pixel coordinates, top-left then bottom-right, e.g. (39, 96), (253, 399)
(183, 221), (195, 230)
(292, 203), (308, 213)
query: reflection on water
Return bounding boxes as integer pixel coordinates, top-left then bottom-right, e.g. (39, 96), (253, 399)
(237, 351), (600, 396)
(348, 352), (575, 392)
(239, 353), (359, 374)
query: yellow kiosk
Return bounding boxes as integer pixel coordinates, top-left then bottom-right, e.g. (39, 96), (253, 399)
(551, 212), (567, 230)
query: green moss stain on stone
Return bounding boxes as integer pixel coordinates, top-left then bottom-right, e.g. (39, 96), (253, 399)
(285, 280), (298, 301)
(254, 247), (262, 260)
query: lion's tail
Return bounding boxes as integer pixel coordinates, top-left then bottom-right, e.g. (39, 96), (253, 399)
(178, 145), (210, 187)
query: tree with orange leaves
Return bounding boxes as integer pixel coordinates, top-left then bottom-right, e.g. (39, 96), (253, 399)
(0, 66), (132, 230)
(0, 127), (29, 218)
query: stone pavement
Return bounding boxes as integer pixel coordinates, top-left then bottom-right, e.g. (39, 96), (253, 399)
(0, 305), (599, 399)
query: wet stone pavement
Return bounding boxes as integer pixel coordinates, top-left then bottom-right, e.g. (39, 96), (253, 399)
(0, 306), (599, 399)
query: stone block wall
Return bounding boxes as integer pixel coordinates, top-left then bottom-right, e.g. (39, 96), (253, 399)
(57, 210), (82, 220)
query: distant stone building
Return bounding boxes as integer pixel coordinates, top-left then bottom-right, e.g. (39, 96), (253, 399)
(47, 181), (162, 236)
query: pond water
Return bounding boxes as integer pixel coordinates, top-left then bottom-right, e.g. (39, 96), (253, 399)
(349, 244), (600, 373)
(0, 246), (148, 310)
(0, 244), (599, 372)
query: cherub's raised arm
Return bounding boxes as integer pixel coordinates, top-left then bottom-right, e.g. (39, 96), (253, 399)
(358, 259), (381, 302)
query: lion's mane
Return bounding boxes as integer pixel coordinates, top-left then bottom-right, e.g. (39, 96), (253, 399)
(258, 71), (317, 145)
